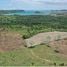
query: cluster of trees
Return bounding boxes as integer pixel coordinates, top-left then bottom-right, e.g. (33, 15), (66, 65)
(0, 15), (67, 38)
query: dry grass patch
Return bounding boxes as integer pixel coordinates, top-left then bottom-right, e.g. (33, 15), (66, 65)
(0, 31), (25, 52)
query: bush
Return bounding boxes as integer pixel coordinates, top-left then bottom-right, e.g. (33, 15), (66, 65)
(22, 35), (29, 39)
(54, 63), (56, 66)
(54, 50), (59, 53)
(59, 63), (64, 66)
(24, 44), (27, 47)
(31, 62), (34, 66)
(40, 43), (45, 45)
(46, 45), (51, 47)
(29, 46), (35, 48)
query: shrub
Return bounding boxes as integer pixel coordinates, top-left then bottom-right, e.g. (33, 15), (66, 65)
(46, 45), (51, 47)
(22, 35), (29, 39)
(59, 63), (64, 66)
(40, 43), (45, 45)
(54, 50), (59, 53)
(29, 46), (35, 48)
(54, 63), (56, 66)
(31, 62), (34, 66)
(24, 44), (27, 47)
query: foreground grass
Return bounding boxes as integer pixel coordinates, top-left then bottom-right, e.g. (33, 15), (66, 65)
(0, 45), (67, 66)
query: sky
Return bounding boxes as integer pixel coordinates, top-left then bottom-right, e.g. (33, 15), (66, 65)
(0, 0), (67, 10)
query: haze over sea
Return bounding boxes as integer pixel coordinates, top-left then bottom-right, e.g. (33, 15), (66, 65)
(3, 10), (67, 16)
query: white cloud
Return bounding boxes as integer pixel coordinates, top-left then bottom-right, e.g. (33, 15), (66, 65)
(13, 0), (67, 5)
(16, 0), (67, 2)
(34, 0), (67, 5)
(7, 0), (67, 10)
(12, 0), (41, 4)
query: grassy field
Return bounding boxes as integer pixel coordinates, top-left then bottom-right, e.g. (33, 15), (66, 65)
(0, 45), (67, 66)
(0, 15), (67, 66)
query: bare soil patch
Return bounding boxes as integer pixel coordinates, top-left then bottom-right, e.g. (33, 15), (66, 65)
(0, 31), (24, 52)
(25, 32), (67, 56)
(50, 39), (67, 55)
(25, 32), (67, 47)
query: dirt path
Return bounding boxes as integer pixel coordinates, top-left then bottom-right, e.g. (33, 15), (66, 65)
(30, 49), (53, 63)
(25, 32), (67, 47)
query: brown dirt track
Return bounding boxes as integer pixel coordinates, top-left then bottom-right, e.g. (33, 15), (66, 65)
(0, 31), (24, 52)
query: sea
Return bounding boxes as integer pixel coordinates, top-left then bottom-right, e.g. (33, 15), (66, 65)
(4, 10), (52, 15)
(2, 10), (67, 15)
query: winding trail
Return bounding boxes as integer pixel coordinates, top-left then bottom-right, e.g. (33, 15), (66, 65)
(30, 49), (53, 63)
(25, 32), (67, 63)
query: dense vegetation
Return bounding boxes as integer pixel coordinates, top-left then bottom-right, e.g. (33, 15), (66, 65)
(0, 15), (67, 38)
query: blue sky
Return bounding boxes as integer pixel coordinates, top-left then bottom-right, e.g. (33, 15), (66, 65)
(0, 0), (67, 10)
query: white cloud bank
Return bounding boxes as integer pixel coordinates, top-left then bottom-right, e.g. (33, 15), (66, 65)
(14, 0), (67, 4)
(0, 0), (67, 10)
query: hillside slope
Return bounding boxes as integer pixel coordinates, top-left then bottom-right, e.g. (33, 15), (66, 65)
(25, 32), (67, 47)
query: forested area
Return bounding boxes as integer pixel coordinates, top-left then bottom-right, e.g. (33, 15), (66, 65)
(0, 15), (67, 38)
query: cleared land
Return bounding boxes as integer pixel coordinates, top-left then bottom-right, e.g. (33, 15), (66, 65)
(50, 39), (67, 55)
(0, 31), (24, 52)
(25, 32), (67, 47)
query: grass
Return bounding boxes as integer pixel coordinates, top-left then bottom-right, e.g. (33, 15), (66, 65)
(31, 45), (67, 65)
(0, 45), (67, 66)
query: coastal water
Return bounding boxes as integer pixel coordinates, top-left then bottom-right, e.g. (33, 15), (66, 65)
(1, 10), (67, 15)
(4, 10), (51, 15)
